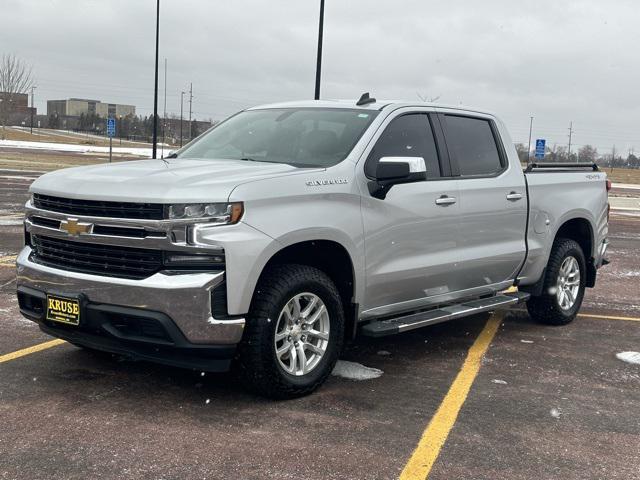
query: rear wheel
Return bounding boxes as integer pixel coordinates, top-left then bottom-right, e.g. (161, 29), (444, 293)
(235, 264), (344, 399)
(527, 238), (586, 325)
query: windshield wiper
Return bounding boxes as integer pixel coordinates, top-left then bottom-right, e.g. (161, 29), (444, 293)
(240, 157), (272, 163)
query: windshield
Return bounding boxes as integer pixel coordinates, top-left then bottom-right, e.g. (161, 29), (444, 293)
(177, 108), (379, 168)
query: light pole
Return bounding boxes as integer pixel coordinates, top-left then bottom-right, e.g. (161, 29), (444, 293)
(188, 83), (193, 141)
(314, 0), (325, 100)
(180, 90), (185, 147)
(161, 57), (167, 158)
(527, 116), (533, 164)
(152, 0), (160, 159)
(30, 86), (37, 135)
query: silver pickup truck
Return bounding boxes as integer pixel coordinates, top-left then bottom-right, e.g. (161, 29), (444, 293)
(16, 97), (610, 398)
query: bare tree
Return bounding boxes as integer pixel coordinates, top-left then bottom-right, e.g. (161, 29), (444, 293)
(577, 145), (598, 163)
(0, 54), (35, 135)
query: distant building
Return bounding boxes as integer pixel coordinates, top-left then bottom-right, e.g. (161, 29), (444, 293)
(47, 98), (135, 118)
(0, 91), (37, 126)
(0, 92), (35, 116)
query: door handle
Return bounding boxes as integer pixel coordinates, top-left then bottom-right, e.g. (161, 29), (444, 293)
(506, 192), (523, 201)
(435, 195), (457, 206)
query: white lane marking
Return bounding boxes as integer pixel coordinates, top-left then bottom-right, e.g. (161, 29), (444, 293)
(331, 360), (383, 380)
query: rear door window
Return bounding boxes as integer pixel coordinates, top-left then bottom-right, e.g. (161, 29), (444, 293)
(365, 114), (441, 179)
(444, 115), (503, 176)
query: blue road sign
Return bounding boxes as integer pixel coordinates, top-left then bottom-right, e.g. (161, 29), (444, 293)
(107, 117), (116, 138)
(535, 138), (546, 159)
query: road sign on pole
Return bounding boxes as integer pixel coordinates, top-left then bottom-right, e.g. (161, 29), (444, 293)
(107, 118), (116, 137)
(107, 118), (116, 163)
(535, 139), (546, 159)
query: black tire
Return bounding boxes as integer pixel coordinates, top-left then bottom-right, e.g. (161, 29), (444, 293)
(235, 264), (345, 399)
(527, 238), (587, 325)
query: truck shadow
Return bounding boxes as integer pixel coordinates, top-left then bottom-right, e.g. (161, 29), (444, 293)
(55, 310), (532, 413)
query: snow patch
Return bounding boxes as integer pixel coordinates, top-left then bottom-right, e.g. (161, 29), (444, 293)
(0, 219), (23, 226)
(332, 360), (383, 380)
(616, 351), (640, 365)
(0, 139), (154, 157)
(492, 379), (508, 385)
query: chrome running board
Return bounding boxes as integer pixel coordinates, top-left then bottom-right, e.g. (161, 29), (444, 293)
(360, 291), (530, 337)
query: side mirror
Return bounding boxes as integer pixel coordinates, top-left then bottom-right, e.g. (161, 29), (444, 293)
(369, 157), (427, 199)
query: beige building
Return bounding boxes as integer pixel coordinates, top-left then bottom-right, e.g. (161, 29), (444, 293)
(47, 98), (135, 118)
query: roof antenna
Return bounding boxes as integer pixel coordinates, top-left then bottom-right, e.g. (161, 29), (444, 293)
(356, 92), (376, 106)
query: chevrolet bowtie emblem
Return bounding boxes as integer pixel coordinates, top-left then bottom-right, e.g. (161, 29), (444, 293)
(60, 218), (92, 236)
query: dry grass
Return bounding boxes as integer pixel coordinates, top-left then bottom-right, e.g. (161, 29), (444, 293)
(0, 151), (140, 172)
(603, 168), (640, 185)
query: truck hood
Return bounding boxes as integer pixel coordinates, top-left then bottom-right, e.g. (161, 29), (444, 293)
(30, 158), (320, 203)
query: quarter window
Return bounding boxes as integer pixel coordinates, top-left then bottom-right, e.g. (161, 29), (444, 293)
(444, 115), (503, 176)
(366, 114), (441, 179)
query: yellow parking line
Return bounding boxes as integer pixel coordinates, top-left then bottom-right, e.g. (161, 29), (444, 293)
(510, 308), (640, 323)
(578, 313), (640, 322)
(0, 339), (66, 364)
(0, 255), (17, 265)
(399, 314), (502, 480)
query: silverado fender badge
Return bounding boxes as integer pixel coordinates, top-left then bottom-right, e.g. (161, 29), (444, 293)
(60, 218), (93, 236)
(305, 178), (349, 187)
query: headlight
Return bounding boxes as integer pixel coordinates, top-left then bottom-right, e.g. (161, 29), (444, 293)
(165, 202), (243, 224)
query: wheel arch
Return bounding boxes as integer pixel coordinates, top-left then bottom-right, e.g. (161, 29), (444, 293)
(523, 215), (596, 296)
(248, 235), (362, 340)
(554, 216), (596, 287)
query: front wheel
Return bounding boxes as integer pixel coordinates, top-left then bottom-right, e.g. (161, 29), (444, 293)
(235, 264), (344, 399)
(527, 237), (586, 325)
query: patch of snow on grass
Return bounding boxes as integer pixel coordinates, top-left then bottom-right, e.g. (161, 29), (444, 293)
(332, 360), (383, 380)
(0, 139), (153, 157)
(616, 352), (640, 365)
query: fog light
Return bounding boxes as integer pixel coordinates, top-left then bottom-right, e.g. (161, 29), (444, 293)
(163, 251), (225, 268)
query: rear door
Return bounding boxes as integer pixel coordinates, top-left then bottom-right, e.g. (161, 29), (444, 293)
(438, 111), (527, 292)
(360, 110), (463, 317)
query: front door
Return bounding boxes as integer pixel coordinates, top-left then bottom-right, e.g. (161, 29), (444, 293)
(360, 111), (462, 318)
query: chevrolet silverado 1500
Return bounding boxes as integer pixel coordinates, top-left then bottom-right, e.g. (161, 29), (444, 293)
(16, 97), (610, 398)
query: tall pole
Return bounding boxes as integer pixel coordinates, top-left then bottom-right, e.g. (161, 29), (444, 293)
(188, 82), (193, 141)
(152, 0), (160, 159)
(180, 91), (185, 147)
(314, 0), (325, 100)
(567, 121), (573, 161)
(30, 86), (36, 135)
(527, 116), (533, 164)
(161, 57), (167, 158)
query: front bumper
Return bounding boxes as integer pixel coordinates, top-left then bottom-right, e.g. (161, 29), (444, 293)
(16, 246), (245, 345)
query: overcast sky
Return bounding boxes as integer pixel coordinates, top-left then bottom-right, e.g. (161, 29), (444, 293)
(3, 0), (639, 152)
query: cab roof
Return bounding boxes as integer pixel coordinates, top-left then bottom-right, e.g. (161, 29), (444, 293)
(247, 99), (495, 117)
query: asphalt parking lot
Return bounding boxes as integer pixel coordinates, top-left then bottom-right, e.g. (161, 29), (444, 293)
(1, 169), (639, 480)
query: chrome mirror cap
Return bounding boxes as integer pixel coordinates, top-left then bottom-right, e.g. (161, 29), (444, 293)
(378, 156), (426, 174)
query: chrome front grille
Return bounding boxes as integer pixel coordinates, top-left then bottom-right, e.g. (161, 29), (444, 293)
(30, 235), (163, 279)
(33, 194), (165, 220)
